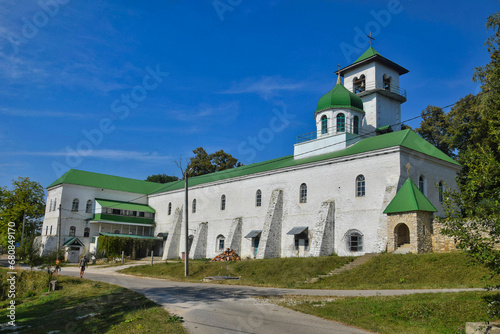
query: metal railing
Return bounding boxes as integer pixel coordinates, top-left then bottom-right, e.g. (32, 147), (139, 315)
(354, 81), (406, 98)
(296, 125), (371, 143)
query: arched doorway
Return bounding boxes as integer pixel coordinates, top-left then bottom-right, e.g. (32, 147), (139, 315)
(395, 223), (410, 247)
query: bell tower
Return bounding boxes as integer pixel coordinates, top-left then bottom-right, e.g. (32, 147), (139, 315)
(337, 46), (409, 132)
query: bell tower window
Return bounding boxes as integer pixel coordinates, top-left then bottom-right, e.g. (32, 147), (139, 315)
(321, 115), (328, 134)
(336, 113), (345, 133)
(353, 74), (366, 93)
(383, 74), (391, 91)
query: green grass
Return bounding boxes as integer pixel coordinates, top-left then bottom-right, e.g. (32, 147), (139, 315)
(0, 272), (186, 333)
(121, 252), (500, 289)
(307, 252), (500, 289)
(120, 255), (354, 288)
(267, 291), (500, 334)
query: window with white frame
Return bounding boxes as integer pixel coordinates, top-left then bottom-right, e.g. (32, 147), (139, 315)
(346, 230), (363, 252)
(71, 199), (79, 212)
(299, 183), (307, 203)
(86, 200), (92, 213)
(256, 189), (262, 207)
(356, 175), (365, 197)
(221, 195), (226, 210)
(216, 235), (225, 252)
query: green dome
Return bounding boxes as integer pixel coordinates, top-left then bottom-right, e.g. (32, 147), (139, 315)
(316, 83), (364, 113)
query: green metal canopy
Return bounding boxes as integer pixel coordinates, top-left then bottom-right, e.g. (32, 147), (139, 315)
(95, 199), (155, 213)
(384, 178), (438, 214)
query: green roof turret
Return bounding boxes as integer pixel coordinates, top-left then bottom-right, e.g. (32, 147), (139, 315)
(316, 74), (364, 113)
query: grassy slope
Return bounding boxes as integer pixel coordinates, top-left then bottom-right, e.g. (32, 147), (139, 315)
(121, 255), (354, 287)
(0, 272), (186, 334)
(269, 291), (500, 334)
(121, 252), (500, 289)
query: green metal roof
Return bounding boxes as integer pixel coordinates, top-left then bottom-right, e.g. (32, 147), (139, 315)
(384, 178), (438, 214)
(62, 237), (84, 247)
(98, 232), (161, 240)
(151, 129), (460, 195)
(353, 46), (381, 64)
(47, 169), (163, 194)
(95, 199), (155, 213)
(92, 213), (154, 225)
(316, 83), (364, 113)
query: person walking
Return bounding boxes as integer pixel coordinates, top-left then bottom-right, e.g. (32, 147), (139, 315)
(79, 255), (88, 278)
(54, 258), (61, 276)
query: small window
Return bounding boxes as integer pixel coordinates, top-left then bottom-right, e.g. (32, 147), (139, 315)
(84, 227), (90, 238)
(69, 226), (76, 237)
(221, 195), (226, 211)
(192, 199), (197, 213)
(336, 113), (345, 133)
(216, 235), (225, 252)
(353, 116), (359, 135)
(168, 202), (172, 215)
(356, 175), (365, 197)
(50, 226), (52, 235)
(346, 230), (363, 252)
(49, 200), (53, 212)
(321, 115), (328, 134)
(383, 74), (391, 90)
(419, 176), (425, 194)
(439, 181), (444, 203)
(299, 183), (307, 203)
(86, 200), (92, 213)
(138, 212), (145, 217)
(256, 190), (262, 207)
(353, 74), (366, 93)
(71, 199), (79, 212)
(112, 208), (120, 215)
(45, 226), (48, 235)
(53, 199), (57, 211)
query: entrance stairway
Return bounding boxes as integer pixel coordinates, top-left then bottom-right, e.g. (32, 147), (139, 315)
(306, 253), (379, 283)
(393, 243), (411, 254)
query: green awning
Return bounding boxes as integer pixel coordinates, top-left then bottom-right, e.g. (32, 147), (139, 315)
(95, 198), (155, 213)
(384, 178), (438, 214)
(99, 232), (161, 240)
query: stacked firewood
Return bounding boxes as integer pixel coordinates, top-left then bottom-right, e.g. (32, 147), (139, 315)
(211, 249), (241, 262)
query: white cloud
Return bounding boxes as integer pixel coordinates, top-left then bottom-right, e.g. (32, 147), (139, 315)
(219, 76), (304, 100)
(3, 149), (172, 162)
(167, 101), (240, 122)
(0, 107), (89, 119)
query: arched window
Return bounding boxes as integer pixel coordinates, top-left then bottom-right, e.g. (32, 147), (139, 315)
(168, 202), (172, 215)
(221, 195), (226, 210)
(346, 230), (363, 252)
(383, 74), (391, 90)
(69, 226), (76, 237)
(321, 115), (328, 134)
(49, 199), (53, 212)
(353, 74), (366, 93)
(71, 198), (79, 212)
(49, 226), (52, 235)
(336, 113), (345, 133)
(419, 176), (425, 194)
(356, 175), (365, 197)
(84, 227), (90, 238)
(353, 116), (359, 135)
(45, 226), (48, 235)
(256, 189), (262, 207)
(439, 181), (444, 203)
(53, 199), (57, 211)
(192, 199), (197, 213)
(86, 200), (92, 213)
(216, 235), (225, 252)
(299, 183), (307, 203)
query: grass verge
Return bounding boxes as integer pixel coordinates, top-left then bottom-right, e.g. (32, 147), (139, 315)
(265, 291), (500, 334)
(120, 255), (353, 288)
(0, 271), (186, 333)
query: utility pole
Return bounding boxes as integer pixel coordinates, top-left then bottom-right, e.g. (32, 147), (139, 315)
(184, 171), (189, 277)
(57, 204), (62, 251)
(20, 212), (26, 248)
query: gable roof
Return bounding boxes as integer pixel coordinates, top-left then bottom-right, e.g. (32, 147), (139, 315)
(384, 178), (438, 214)
(47, 169), (163, 194)
(150, 129), (460, 194)
(62, 237), (85, 247)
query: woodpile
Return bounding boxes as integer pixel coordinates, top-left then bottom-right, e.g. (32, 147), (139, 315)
(211, 248), (241, 262)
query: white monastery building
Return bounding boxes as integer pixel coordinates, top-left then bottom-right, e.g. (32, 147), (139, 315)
(38, 47), (461, 262)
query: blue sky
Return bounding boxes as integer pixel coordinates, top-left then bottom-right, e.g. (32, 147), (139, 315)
(0, 0), (498, 191)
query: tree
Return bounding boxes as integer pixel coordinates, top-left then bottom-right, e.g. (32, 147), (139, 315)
(145, 174), (179, 184)
(186, 147), (242, 177)
(0, 177), (45, 249)
(415, 105), (454, 157)
(439, 13), (500, 280)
